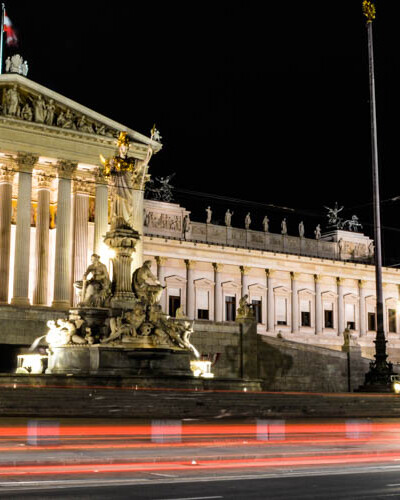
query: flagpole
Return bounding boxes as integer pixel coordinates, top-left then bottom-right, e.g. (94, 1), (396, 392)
(0, 3), (4, 74)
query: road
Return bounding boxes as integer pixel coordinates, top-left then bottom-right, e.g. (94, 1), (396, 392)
(1, 463), (400, 499)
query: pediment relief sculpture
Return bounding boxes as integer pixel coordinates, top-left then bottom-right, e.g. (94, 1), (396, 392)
(1, 84), (118, 139)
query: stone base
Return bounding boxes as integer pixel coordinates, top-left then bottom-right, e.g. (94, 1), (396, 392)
(47, 345), (194, 377)
(10, 297), (30, 307)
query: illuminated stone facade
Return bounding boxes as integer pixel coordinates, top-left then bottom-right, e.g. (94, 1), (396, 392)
(1, 73), (400, 362)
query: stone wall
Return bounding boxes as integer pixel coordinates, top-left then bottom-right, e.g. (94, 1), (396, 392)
(257, 334), (371, 392)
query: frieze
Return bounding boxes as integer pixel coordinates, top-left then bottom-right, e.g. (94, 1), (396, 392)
(1, 84), (118, 139)
(144, 210), (182, 232)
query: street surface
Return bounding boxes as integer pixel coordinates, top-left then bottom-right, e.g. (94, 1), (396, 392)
(0, 417), (399, 498)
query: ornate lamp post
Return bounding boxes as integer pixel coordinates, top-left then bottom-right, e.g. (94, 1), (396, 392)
(360, 1), (394, 391)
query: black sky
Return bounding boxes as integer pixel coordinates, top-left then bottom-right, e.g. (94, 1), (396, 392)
(5, 1), (400, 263)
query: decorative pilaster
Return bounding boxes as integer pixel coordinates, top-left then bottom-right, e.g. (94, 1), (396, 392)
(0, 166), (15, 303)
(155, 256), (167, 312)
(185, 259), (195, 319)
(240, 266), (251, 298)
(314, 274), (322, 335)
(32, 172), (52, 305)
(71, 178), (90, 306)
(213, 263), (223, 322)
(266, 269), (274, 332)
(359, 280), (366, 337)
(11, 153), (38, 305)
(291, 272), (299, 333)
(52, 160), (77, 309)
(337, 277), (345, 335)
(93, 169), (108, 256)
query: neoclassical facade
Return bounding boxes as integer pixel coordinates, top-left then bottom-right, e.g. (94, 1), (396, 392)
(1, 73), (400, 361)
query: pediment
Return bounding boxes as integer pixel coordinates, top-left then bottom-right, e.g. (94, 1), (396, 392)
(0, 74), (161, 157)
(194, 278), (215, 288)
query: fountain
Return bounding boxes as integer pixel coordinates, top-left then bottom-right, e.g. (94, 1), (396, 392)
(31, 132), (202, 379)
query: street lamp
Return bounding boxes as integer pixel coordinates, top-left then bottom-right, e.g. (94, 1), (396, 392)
(359, 1), (394, 391)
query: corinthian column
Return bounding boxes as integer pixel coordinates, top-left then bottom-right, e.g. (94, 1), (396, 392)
(291, 272), (299, 333)
(11, 153), (38, 306)
(0, 166), (15, 303)
(337, 277), (344, 335)
(314, 274), (322, 335)
(359, 280), (366, 337)
(185, 259), (195, 319)
(52, 160), (77, 309)
(240, 266), (251, 298)
(156, 256), (167, 312)
(32, 172), (52, 306)
(93, 170), (108, 256)
(71, 178), (90, 305)
(213, 263), (223, 322)
(266, 269), (274, 332)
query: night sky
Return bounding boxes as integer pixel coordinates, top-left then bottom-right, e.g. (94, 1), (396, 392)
(5, 1), (400, 264)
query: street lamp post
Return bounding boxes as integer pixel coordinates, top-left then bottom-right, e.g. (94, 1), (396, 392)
(360, 0), (394, 391)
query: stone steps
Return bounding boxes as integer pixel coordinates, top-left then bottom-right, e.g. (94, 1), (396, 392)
(1, 385), (400, 418)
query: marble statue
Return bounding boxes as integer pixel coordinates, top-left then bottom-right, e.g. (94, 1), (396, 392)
(78, 254), (111, 307)
(344, 215), (363, 232)
(324, 202), (344, 229)
(368, 241), (375, 258)
(225, 209), (233, 227)
(154, 174), (175, 202)
(21, 103), (33, 121)
(77, 115), (93, 133)
(45, 99), (56, 126)
(33, 95), (46, 123)
(9, 54), (23, 74)
(152, 127), (162, 142)
(262, 215), (269, 233)
(102, 307), (146, 344)
(237, 294), (254, 319)
(338, 238), (344, 255)
(33, 318), (89, 349)
(245, 213), (251, 230)
(132, 260), (164, 306)
(154, 318), (199, 357)
(299, 221), (305, 238)
(4, 57), (11, 73)
(4, 85), (20, 116)
(62, 109), (76, 129)
(21, 60), (28, 76)
(281, 218), (287, 235)
(314, 224), (321, 240)
(206, 206), (212, 224)
(56, 111), (66, 127)
(183, 214), (191, 235)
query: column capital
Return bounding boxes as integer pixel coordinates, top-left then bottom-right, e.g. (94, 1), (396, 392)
(314, 274), (323, 284)
(155, 256), (167, 266)
(56, 160), (78, 179)
(359, 279), (366, 289)
(36, 171), (53, 190)
(94, 166), (108, 185)
(185, 259), (195, 270)
(14, 152), (39, 173)
(240, 265), (251, 275)
(291, 271), (300, 281)
(73, 177), (93, 195)
(265, 268), (274, 278)
(336, 276), (344, 286)
(212, 262), (223, 272)
(0, 166), (15, 184)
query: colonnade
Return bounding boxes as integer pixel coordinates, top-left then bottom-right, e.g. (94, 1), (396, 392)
(154, 257), (393, 337)
(0, 157), (110, 309)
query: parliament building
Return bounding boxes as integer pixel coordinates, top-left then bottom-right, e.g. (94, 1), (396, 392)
(1, 70), (400, 373)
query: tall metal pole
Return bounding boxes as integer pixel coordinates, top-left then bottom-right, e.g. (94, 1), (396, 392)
(0, 4), (5, 75)
(360, 0), (394, 391)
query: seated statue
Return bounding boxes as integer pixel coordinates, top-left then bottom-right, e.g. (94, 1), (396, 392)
(77, 254), (111, 307)
(236, 294), (254, 319)
(132, 260), (163, 306)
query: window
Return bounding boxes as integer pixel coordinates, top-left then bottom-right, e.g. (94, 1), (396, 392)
(225, 296), (236, 321)
(389, 308), (397, 333)
(345, 303), (356, 330)
(168, 295), (181, 317)
(324, 302), (334, 328)
(300, 299), (311, 327)
(252, 299), (262, 324)
(276, 297), (287, 325)
(196, 289), (209, 321)
(368, 312), (376, 331)
(197, 309), (209, 320)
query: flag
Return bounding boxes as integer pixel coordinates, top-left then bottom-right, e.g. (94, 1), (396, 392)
(4, 11), (17, 46)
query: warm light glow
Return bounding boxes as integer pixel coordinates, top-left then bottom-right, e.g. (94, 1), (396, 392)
(16, 354), (47, 374)
(190, 360), (214, 378)
(394, 382), (400, 394)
